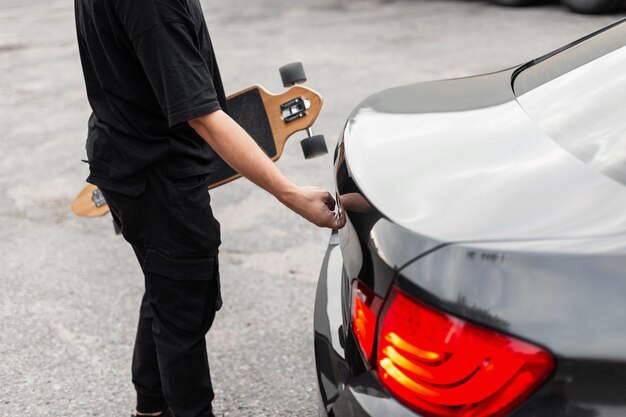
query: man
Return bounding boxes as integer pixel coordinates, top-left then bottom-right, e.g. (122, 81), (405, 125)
(74, 0), (345, 416)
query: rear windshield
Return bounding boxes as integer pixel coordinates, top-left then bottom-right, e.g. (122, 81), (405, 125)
(513, 21), (626, 185)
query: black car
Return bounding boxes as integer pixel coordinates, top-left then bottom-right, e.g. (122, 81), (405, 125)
(491, 0), (625, 14)
(314, 19), (626, 417)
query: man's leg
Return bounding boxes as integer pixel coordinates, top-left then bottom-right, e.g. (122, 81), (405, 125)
(100, 169), (221, 417)
(104, 199), (170, 415)
(133, 292), (168, 415)
(143, 252), (220, 417)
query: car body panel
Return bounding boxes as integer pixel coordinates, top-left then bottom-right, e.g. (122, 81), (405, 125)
(343, 71), (626, 245)
(398, 235), (626, 360)
(315, 235), (419, 417)
(315, 232), (626, 417)
(316, 19), (626, 417)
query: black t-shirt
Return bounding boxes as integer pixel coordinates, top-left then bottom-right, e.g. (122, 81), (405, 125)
(75, 0), (228, 195)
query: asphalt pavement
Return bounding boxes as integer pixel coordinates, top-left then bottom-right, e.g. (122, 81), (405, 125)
(0, 0), (622, 416)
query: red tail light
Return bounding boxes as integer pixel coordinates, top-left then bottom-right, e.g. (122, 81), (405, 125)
(351, 281), (382, 363)
(377, 288), (554, 417)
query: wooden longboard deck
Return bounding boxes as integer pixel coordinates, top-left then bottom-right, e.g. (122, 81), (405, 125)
(71, 184), (111, 218)
(72, 84), (323, 218)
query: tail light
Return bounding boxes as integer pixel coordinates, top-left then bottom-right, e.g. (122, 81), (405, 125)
(376, 288), (555, 417)
(351, 281), (383, 363)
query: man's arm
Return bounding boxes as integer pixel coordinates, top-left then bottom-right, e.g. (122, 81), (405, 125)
(189, 110), (345, 230)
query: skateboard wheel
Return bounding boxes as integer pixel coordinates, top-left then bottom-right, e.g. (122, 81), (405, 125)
(301, 135), (328, 159)
(280, 62), (307, 87)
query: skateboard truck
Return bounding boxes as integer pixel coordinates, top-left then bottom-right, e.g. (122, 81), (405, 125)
(91, 188), (107, 207)
(279, 62), (329, 159)
(281, 97), (310, 123)
(90, 187), (121, 235)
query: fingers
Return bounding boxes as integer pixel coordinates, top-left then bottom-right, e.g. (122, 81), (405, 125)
(333, 212), (347, 230)
(319, 191), (344, 229)
(296, 186), (346, 230)
(314, 189), (336, 211)
(317, 206), (346, 230)
(325, 194), (336, 211)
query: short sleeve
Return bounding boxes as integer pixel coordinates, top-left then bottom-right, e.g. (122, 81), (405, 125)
(130, 22), (221, 127)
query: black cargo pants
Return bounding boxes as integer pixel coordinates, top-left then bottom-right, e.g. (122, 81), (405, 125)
(98, 167), (222, 417)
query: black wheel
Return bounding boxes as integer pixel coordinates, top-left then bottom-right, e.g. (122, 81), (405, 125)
(490, 0), (540, 6)
(301, 135), (328, 159)
(280, 62), (307, 87)
(561, 0), (624, 13)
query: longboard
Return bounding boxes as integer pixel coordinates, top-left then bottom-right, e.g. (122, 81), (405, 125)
(72, 63), (326, 218)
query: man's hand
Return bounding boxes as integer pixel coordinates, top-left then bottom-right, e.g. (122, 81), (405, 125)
(279, 186), (346, 230)
(189, 110), (345, 230)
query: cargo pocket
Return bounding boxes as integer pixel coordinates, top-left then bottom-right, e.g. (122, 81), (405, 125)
(164, 173), (221, 255)
(143, 248), (222, 332)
